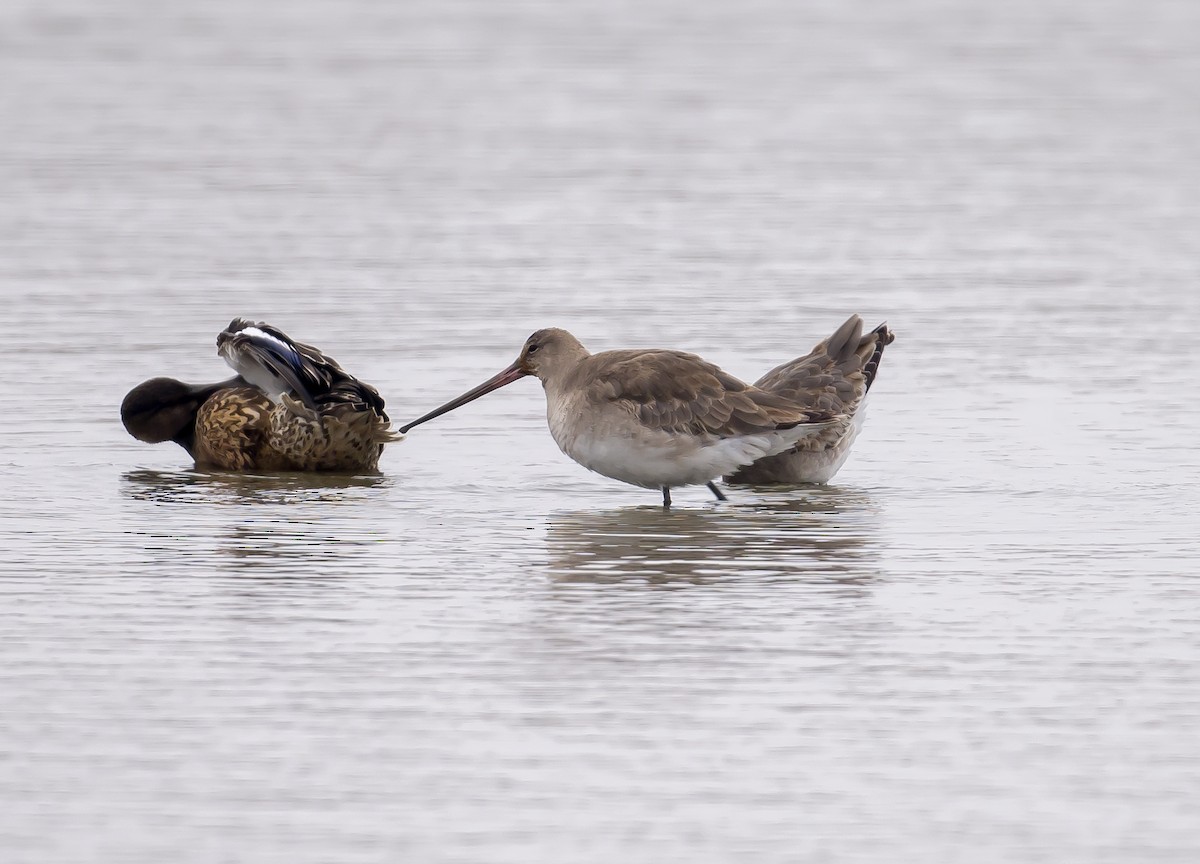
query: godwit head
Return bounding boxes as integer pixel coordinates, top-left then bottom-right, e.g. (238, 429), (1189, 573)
(401, 328), (848, 507)
(397, 328), (591, 430)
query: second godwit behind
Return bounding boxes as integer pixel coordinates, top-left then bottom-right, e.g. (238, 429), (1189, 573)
(399, 329), (849, 506)
(725, 314), (894, 485)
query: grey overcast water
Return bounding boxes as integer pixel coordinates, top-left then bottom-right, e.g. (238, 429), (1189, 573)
(2, 0), (1199, 861)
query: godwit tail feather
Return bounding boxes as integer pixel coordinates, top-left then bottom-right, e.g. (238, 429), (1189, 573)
(862, 321), (894, 392)
(750, 314), (894, 414)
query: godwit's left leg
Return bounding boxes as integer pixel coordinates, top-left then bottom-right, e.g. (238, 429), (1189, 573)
(706, 481), (727, 502)
(661, 486), (672, 508)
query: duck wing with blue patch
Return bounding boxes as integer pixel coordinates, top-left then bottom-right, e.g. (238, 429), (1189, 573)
(289, 334), (390, 420)
(217, 318), (390, 421)
(217, 318), (325, 409)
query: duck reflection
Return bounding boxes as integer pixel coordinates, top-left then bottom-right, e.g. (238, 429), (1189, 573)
(120, 469), (394, 582)
(120, 468), (391, 506)
(544, 486), (882, 588)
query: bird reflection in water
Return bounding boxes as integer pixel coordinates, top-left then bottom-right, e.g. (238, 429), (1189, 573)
(543, 486), (882, 588)
(120, 468), (390, 506)
(119, 469), (394, 581)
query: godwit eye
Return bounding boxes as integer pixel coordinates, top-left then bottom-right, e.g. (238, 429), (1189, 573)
(527, 343), (540, 354)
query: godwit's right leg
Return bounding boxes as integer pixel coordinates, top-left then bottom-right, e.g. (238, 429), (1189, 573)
(706, 481), (727, 502)
(661, 486), (672, 508)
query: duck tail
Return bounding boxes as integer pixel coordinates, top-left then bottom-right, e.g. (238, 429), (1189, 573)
(375, 426), (406, 444)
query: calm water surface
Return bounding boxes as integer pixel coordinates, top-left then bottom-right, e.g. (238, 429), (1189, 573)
(2, 0), (1199, 861)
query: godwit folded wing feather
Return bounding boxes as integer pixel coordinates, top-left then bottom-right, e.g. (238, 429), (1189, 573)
(588, 349), (842, 439)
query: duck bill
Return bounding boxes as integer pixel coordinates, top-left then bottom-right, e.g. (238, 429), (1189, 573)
(399, 361), (528, 433)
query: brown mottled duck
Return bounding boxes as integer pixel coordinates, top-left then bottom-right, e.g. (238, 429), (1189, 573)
(121, 319), (401, 472)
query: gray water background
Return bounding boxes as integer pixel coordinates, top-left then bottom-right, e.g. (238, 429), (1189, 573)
(2, 0), (1199, 861)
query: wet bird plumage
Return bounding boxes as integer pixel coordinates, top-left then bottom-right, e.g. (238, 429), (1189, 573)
(121, 319), (400, 472)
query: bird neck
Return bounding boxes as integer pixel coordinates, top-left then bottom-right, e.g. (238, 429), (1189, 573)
(538, 344), (591, 397)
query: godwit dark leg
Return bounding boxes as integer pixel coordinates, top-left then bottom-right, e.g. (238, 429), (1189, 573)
(661, 486), (672, 508)
(706, 481), (727, 502)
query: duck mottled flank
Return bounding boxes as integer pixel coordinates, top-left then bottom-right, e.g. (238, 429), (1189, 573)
(724, 314), (894, 485)
(399, 327), (852, 506)
(121, 319), (401, 472)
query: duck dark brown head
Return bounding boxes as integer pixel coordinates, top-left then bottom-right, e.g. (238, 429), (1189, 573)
(120, 376), (242, 455)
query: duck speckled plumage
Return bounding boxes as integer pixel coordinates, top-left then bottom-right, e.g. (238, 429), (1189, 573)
(724, 314), (894, 485)
(121, 319), (401, 472)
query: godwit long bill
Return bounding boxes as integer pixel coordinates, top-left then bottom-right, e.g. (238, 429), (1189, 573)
(398, 328), (848, 506)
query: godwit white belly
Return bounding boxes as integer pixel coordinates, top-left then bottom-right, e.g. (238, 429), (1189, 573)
(725, 397), (869, 485)
(548, 405), (824, 490)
